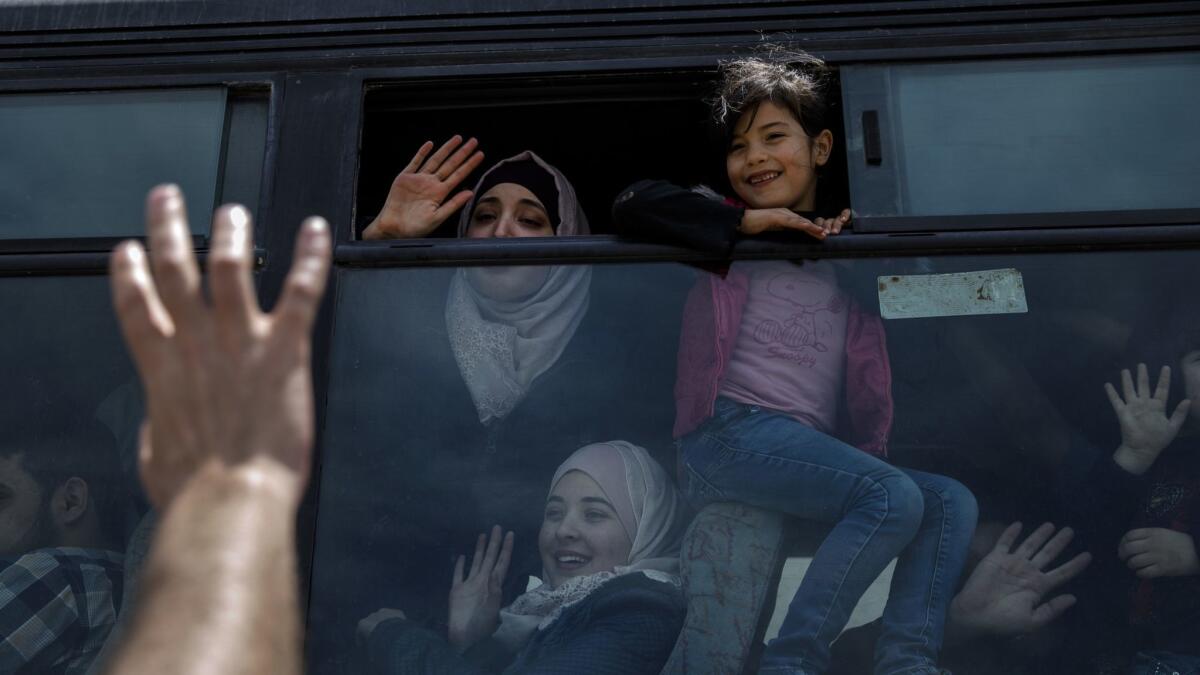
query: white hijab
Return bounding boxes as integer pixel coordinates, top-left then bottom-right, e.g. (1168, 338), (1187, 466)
(445, 151), (592, 424)
(492, 441), (688, 651)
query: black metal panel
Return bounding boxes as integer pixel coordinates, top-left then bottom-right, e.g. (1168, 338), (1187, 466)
(2, 1), (1199, 78)
(330, 226), (1200, 268)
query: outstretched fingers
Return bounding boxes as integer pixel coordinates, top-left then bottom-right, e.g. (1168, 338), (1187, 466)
(208, 205), (260, 333)
(1044, 551), (1091, 589)
(110, 241), (173, 371)
(992, 521), (1023, 555)
(1030, 526), (1075, 570)
(491, 531), (514, 591)
(1153, 365), (1173, 402)
(402, 141), (435, 174)
(1014, 522), (1056, 560)
(420, 135), (464, 175)
(1030, 594), (1077, 630)
(437, 137), (481, 181)
(273, 217), (331, 338)
(146, 184), (204, 331)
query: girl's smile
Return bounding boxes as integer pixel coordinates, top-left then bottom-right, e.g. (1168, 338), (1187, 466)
(726, 100), (832, 212)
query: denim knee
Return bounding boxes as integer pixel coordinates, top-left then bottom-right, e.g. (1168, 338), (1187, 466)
(867, 471), (925, 542)
(932, 476), (978, 535)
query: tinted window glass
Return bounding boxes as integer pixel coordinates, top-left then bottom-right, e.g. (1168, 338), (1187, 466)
(0, 276), (143, 673)
(308, 248), (1199, 674)
(842, 53), (1200, 221)
(0, 88), (226, 239)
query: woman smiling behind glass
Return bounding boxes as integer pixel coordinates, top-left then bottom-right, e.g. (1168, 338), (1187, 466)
(320, 139), (681, 654)
(359, 441), (688, 674)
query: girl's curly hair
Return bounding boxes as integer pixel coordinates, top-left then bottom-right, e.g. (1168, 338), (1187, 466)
(710, 46), (831, 142)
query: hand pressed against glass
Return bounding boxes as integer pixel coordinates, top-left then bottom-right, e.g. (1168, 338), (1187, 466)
(1105, 364), (1193, 475)
(726, 101), (849, 238)
(538, 470), (633, 589)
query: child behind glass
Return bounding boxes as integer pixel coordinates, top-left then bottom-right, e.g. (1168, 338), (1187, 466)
(614, 49), (977, 675)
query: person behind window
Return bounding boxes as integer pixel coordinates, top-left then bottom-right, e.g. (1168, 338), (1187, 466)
(326, 142), (679, 647)
(612, 48), (978, 675)
(0, 414), (125, 674)
(1061, 301), (1200, 674)
(359, 440), (687, 674)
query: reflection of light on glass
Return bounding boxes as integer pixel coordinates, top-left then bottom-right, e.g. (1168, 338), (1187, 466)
(0, 88), (226, 238)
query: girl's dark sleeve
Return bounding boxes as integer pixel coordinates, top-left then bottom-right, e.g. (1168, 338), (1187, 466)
(612, 179), (744, 255)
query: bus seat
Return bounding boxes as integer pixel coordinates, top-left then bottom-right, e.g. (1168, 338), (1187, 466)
(660, 502), (787, 675)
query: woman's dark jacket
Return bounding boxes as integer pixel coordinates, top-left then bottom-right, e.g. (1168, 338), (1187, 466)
(365, 573), (685, 675)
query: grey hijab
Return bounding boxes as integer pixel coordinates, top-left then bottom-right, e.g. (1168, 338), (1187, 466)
(445, 151), (592, 424)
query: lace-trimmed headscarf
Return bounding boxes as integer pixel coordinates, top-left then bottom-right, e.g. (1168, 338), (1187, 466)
(492, 441), (687, 650)
(444, 151), (592, 424)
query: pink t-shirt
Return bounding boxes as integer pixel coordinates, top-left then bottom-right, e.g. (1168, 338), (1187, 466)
(718, 260), (848, 433)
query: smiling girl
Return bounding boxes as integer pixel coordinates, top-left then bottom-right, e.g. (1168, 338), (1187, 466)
(359, 441), (688, 675)
(614, 49), (977, 674)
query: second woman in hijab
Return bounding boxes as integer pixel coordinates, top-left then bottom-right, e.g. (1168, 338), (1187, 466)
(360, 441), (689, 675)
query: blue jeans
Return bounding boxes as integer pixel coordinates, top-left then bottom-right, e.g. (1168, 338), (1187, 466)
(680, 398), (977, 675)
(1133, 651), (1200, 675)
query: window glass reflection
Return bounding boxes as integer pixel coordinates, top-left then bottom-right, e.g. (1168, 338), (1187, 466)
(0, 88), (226, 239)
(0, 276), (143, 673)
(310, 249), (1199, 674)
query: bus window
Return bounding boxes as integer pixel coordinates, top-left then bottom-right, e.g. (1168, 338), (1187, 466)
(842, 52), (1200, 230)
(0, 275), (143, 673)
(355, 72), (851, 238)
(0, 87), (267, 241)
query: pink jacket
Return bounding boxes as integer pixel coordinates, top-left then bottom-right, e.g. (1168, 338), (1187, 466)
(673, 266), (893, 457)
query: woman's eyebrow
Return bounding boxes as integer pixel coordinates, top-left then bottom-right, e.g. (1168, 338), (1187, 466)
(581, 496), (616, 510)
(475, 196), (501, 207)
(757, 121), (788, 132)
(517, 198), (548, 214)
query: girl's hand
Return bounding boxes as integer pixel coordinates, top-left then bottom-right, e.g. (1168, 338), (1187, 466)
(1105, 364), (1192, 475)
(739, 208), (829, 239)
(1119, 528), (1200, 578)
(447, 526), (514, 652)
(362, 136), (485, 240)
(813, 208), (851, 236)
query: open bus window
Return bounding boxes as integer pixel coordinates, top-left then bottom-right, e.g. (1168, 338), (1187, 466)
(0, 87), (268, 243)
(841, 52), (1200, 231)
(307, 245), (1200, 674)
(0, 276), (144, 673)
(355, 72), (850, 238)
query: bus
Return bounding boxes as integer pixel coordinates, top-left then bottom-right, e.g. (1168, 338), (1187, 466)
(2, 1), (1198, 673)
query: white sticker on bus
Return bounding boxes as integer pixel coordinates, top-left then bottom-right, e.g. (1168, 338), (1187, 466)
(877, 268), (1027, 319)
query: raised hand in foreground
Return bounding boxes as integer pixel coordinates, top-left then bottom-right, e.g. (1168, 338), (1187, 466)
(949, 522), (1091, 639)
(107, 185), (331, 675)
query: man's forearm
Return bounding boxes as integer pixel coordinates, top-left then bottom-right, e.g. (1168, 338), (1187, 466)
(107, 459), (302, 675)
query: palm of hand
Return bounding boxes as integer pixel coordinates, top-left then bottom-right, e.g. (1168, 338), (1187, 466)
(954, 553), (1046, 634)
(447, 577), (502, 649)
(1118, 396), (1177, 456)
(377, 172), (453, 237)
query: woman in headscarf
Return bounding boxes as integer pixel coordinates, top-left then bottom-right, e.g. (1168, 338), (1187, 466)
(310, 139), (683, 660)
(359, 441), (689, 675)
